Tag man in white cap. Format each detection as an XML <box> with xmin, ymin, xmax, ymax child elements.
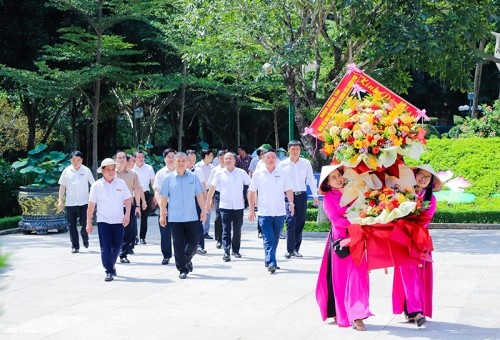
<box><xmin>86</xmin><ymin>158</ymin><xmax>132</xmax><ymax>282</ymax></box>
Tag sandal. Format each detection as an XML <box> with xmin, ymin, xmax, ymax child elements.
<box><xmin>414</xmin><ymin>313</ymin><xmax>426</xmax><ymax>327</ymax></box>
<box><xmin>352</xmin><ymin>319</ymin><xmax>366</xmax><ymax>331</ymax></box>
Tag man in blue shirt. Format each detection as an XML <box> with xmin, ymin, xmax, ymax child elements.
<box><xmin>159</xmin><ymin>152</ymin><xmax>207</xmax><ymax>279</ymax></box>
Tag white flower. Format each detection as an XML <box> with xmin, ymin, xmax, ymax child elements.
<box><xmin>361</xmin><ymin>122</ymin><xmax>372</xmax><ymax>134</ymax></box>
<box><xmin>329</xmin><ymin>126</ymin><xmax>340</xmax><ymax>135</ymax></box>
<box><xmin>341</xmin><ymin>128</ymin><xmax>351</xmax><ymax>139</ymax></box>
<box><xmin>353</xmin><ymin>130</ymin><xmax>364</xmax><ymax>139</ymax></box>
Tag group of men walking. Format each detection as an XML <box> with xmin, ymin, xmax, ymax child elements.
<box><xmin>57</xmin><ymin>141</ymin><xmax>318</xmax><ymax>281</ymax></box>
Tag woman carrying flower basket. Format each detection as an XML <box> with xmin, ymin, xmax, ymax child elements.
<box><xmin>392</xmin><ymin>165</ymin><xmax>442</xmax><ymax>327</ymax></box>
<box><xmin>315</xmin><ymin>165</ymin><xmax>372</xmax><ymax>331</ymax></box>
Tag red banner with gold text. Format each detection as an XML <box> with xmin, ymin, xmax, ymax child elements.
<box><xmin>309</xmin><ymin>69</ymin><xmax>421</xmax><ymax>140</ymax></box>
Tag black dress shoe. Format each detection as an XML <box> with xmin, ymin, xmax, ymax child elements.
<box><xmin>268</xmin><ymin>265</ymin><xmax>276</xmax><ymax>274</ymax></box>
<box><xmin>223</xmin><ymin>253</ymin><xmax>231</xmax><ymax>262</ymax></box>
<box><xmin>284</xmin><ymin>252</ymin><xmax>292</xmax><ymax>259</ymax></box>
<box><xmin>186</xmin><ymin>261</ymin><xmax>193</xmax><ymax>273</ymax></box>
<box><xmin>128</xmin><ymin>249</ymin><xmax>134</xmax><ymax>255</ymax></box>
<box><xmin>83</xmin><ymin>239</ymin><xmax>89</xmax><ymax>248</ymax></box>
<box><xmin>258</xmin><ymin>232</ymin><xmax>263</xmax><ymax>238</ymax></box>
<box><xmin>112</xmin><ymin>267</ymin><xmax>117</xmax><ymax>276</ymax></box>
<box><xmin>161</xmin><ymin>258</ymin><xmax>169</xmax><ymax>265</ymax></box>
<box><xmin>179</xmin><ymin>272</ymin><xmax>187</xmax><ymax>279</ymax></box>
<box><xmin>71</xmin><ymin>248</ymin><xmax>79</xmax><ymax>254</ymax></box>
<box><xmin>135</xmin><ymin>237</ymin><xmax>139</xmax><ymax>245</ymax></box>
<box><xmin>105</xmin><ymin>273</ymin><xmax>114</xmax><ymax>282</ymax></box>
<box><xmin>279</xmin><ymin>234</ymin><xmax>285</xmax><ymax>239</ymax></box>
<box><xmin>140</xmin><ymin>239</ymin><xmax>147</xmax><ymax>245</ymax></box>
<box><xmin>216</xmin><ymin>242</ymin><xmax>222</xmax><ymax>249</ymax></box>
<box><xmin>204</xmin><ymin>233</ymin><xmax>214</xmax><ymax>239</ymax></box>
<box><xmin>197</xmin><ymin>248</ymin><xmax>207</xmax><ymax>255</ymax></box>
<box><xmin>232</xmin><ymin>252</ymin><xmax>241</xmax><ymax>258</ymax></box>
<box><xmin>293</xmin><ymin>251</ymin><xmax>303</xmax><ymax>257</ymax></box>
<box><xmin>120</xmin><ymin>257</ymin><xmax>130</xmax><ymax>264</ymax></box>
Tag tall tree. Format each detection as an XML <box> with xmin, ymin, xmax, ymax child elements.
<box><xmin>43</xmin><ymin>0</ymin><xmax>160</xmax><ymax>173</ymax></box>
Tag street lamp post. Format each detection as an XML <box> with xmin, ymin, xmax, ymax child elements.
<box><xmin>467</xmin><ymin>92</ymin><xmax>475</xmax><ymax>116</ymax></box>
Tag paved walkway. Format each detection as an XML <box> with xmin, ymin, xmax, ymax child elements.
<box><xmin>1</xmin><ymin>213</ymin><xmax>500</xmax><ymax>339</ymax></box>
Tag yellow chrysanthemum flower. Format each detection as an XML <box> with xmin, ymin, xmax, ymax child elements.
<box><xmin>353</xmin><ymin>140</ymin><xmax>363</xmax><ymax>149</ymax></box>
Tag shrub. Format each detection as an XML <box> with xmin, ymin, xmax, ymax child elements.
<box><xmin>406</xmin><ymin>137</ymin><xmax>500</xmax><ymax>197</ymax></box>
<box><xmin>11</xmin><ymin>144</ymin><xmax>70</xmax><ymax>187</ymax></box>
<box><xmin>0</xmin><ymin>159</ymin><xmax>24</xmax><ymax>217</ymax></box>
<box><xmin>452</xmin><ymin>100</ymin><xmax>500</xmax><ymax>138</ymax></box>
<box><xmin>0</xmin><ymin>216</ymin><xmax>22</xmax><ymax>230</ymax></box>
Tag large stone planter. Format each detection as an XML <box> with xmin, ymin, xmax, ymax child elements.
<box><xmin>17</xmin><ymin>186</ymin><xmax>67</xmax><ymax>235</ymax></box>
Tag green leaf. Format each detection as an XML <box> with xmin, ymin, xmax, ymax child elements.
<box><xmin>28</xmin><ymin>144</ymin><xmax>48</xmax><ymax>155</ymax></box>
<box><xmin>12</xmin><ymin>160</ymin><xmax>28</xmax><ymax>169</ymax></box>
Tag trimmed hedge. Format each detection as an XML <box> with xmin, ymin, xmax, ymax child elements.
<box><xmin>407</xmin><ymin>137</ymin><xmax>500</xmax><ymax>198</ymax></box>
<box><xmin>0</xmin><ymin>216</ymin><xmax>22</xmax><ymax>231</ymax></box>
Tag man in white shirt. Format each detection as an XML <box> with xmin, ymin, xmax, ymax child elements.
<box><xmin>86</xmin><ymin>158</ymin><xmax>132</xmax><ymax>282</ymax></box>
<box><xmin>58</xmin><ymin>151</ymin><xmax>95</xmax><ymax>253</ymax></box>
<box><xmin>206</xmin><ymin>152</ymin><xmax>250</xmax><ymax>262</ymax></box>
<box><xmin>207</xmin><ymin>149</ymin><xmax>226</xmax><ymax>248</ymax></box>
<box><xmin>248</xmin><ymin>149</ymin><xmax>295</xmax><ymax>274</ymax></box>
<box><xmin>278</xmin><ymin>140</ymin><xmax>319</xmax><ymax>259</ymax></box>
<box><xmin>153</xmin><ymin>148</ymin><xmax>176</xmax><ymax>265</ymax></box>
<box><xmin>195</xmin><ymin>149</ymin><xmax>214</xmax><ymax>238</ymax></box>
<box><xmin>186</xmin><ymin>149</ymin><xmax>208</xmax><ymax>255</ymax></box>
<box><xmin>134</xmin><ymin>150</ymin><xmax>156</xmax><ymax>244</ymax></box>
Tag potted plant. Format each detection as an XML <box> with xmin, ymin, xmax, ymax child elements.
<box><xmin>12</xmin><ymin>144</ymin><xmax>70</xmax><ymax>234</ymax></box>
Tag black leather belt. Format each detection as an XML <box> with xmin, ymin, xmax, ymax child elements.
<box><xmin>294</xmin><ymin>191</ymin><xmax>305</xmax><ymax>195</ymax></box>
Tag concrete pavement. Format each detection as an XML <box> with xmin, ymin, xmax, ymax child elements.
<box><xmin>1</xmin><ymin>213</ymin><xmax>500</xmax><ymax>339</ymax></box>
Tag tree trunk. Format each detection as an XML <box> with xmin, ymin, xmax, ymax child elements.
<box><xmin>42</xmin><ymin>99</ymin><xmax>72</xmax><ymax>145</ymax></box>
<box><xmin>71</xmin><ymin>98</ymin><xmax>78</xmax><ymax>150</ymax></box>
<box><xmin>282</xmin><ymin>65</ymin><xmax>317</xmax><ymax>158</ymax></box>
<box><xmin>472</xmin><ymin>40</ymin><xmax>485</xmax><ymax>119</ymax></box>
<box><xmin>20</xmin><ymin>95</ymin><xmax>39</xmax><ymax>151</ymax></box>
<box><xmin>273</xmin><ymin>108</ymin><xmax>279</xmax><ymax>149</ymax></box>
<box><xmin>235</xmin><ymin>99</ymin><xmax>241</xmax><ymax>146</ymax></box>
<box><xmin>178</xmin><ymin>62</ymin><xmax>187</xmax><ymax>151</ymax></box>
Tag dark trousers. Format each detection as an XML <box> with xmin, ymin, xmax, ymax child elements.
<box><xmin>139</xmin><ymin>191</ymin><xmax>152</xmax><ymax>240</ymax></box>
<box><xmin>66</xmin><ymin>205</ymin><xmax>88</xmax><ymax>249</ymax></box>
<box><xmin>120</xmin><ymin>204</ymin><xmax>137</xmax><ymax>258</ymax></box>
<box><xmin>214</xmin><ymin>191</ymin><xmax>222</xmax><ymax>243</ymax></box>
<box><xmin>285</xmin><ymin>192</ymin><xmax>308</xmax><ymax>253</ymax></box>
<box><xmin>196</xmin><ymin>201</ymin><xmax>205</xmax><ymax>249</ymax></box>
<box><xmin>159</xmin><ymin>217</ymin><xmax>172</xmax><ymax>259</ymax></box>
<box><xmin>220</xmin><ymin>208</ymin><xmax>243</xmax><ymax>255</ymax></box>
<box><xmin>97</xmin><ymin>222</ymin><xmax>124</xmax><ymax>274</ymax></box>
<box><xmin>170</xmin><ymin>221</ymin><xmax>199</xmax><ymax>274</ymax></box>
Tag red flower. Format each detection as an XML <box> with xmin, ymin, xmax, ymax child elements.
<box><xmin>347</xmin><ymin>136</ymin><xmax>355</xmax><ymax>143</ymax></box>
<box><xmin>387</xmin><ymin>202</ymin><xmax>395</xmax><ymax>210</ymax></box>
<box><xmin>372</xmin><ymin>146</ymin><xmax>380</xmax><ymax>154</ymax></box>
<box><xmin>344</xmin><ymin>121</ymin><xmax>354</xmax><ymax>129</ymax></box>
<box><xmin>371</xmin><ymin>105</ymin><xmax>379</xmax><ymax>110</ymax></box>
<box><xmin>369</xmin><ymin>199</ymin><xmax>376</xmax><ymax>207</ymax></box>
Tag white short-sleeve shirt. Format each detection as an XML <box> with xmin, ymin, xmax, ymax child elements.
<box><xmin>153</xmin><ymin>166</ymin><xmax>174</xmax><ymax>191</ymax></box>
<box><xmin>248</xmin><ymin>166</ymin><xmax>293</xmax><ymax>216</ymax></box>
<box><xmin>278</xmin><ymin>157</ymin><xmax>318</xmax><ymax>197</ymax></box>
<box><xmin>89</xmin><ymin>178</ymin><xmax>132</xmax><ymax>224</ymax></box>
<box><xmin>58</xmin><ymin>165</ymin><xmax>95</xmax><ymax>206</ymax></box>
<box><xmin>212</xmin><ymin>167</ymin><xmax>251</xmax><ymax>210</ymax></box>
<box><xmin>133</xmin><ymin>163</ymin><xmax>155</xmax><ymax>192</ymax></box>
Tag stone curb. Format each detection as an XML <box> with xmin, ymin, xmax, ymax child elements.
<box><xmin>2</xmin><ymin>223</ymin><xmax>499</xmax><ymax>238</ymax></box>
